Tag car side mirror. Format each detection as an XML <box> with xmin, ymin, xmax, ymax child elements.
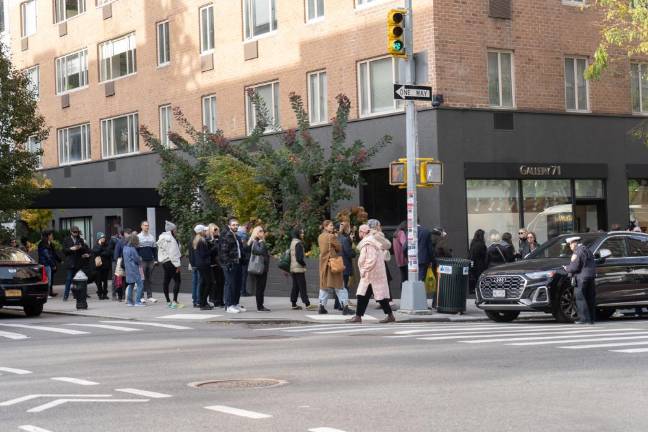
<box><xmin>596</xmin><ymin>249</ymin><xmax>612</xmax><ymax>263</ymax></box>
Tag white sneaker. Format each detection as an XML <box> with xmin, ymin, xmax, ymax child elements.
<box><xmin>148</xmin><ymin>297</ymin><xmax>157</xmax><ymax>303</ymax></box>
<box><xmin>226</xmin><ymin>306</ymin><xmax>240</xmax><ymax>314</ymax></box>
<box><xmin>237</xmin><ymin>305</ymin><xmax>246</xmax><ymax>312</ymax></box>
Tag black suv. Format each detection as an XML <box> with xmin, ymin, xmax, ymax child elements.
<box><xmin>475</xmin><ymin>232</ymin><xmax>648</xmax><ymax>323</ymax></box>
<box><xmin>0</xmin><ymin>246</ymin><xmax>49</xmax><ymax>317</ymax></box>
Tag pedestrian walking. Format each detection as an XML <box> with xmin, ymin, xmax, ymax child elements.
<box><xmin>563</xmin><ymin>236</ymin><xmax>596</xmax><ymax>324</ymax></box>
<box><xmin>62</xmin><ymin>226</ymin><xmax>91</xmax><ymax>301</ymax></box>
<box><xmin>219</xmin><ymin>217</ymin><xmax>246</xmax><ymax>314</ymax></box>
<box><xmin>289</xmin><ymin>227</ymin><xmax>317</xmax><ymax>311</ymax></box>
<box><xmin>247</xmin><ymin>226</ymin><xmax>271</xmax><ymax>312</ymax></box>
<box><xmin>38</xmin><ymin>230</ymin><xmax>60</xmax><ymax>297</ymax></box>
<box><xmin>392</xmin><ymin>221</ymin><xmax>408</xmax><ymax>283</ymax></box>
<box><xmin>193</xmin><ymin>225</ymin><xmax>214</xmax><ymax>310</ymax></box>
<box><xmin>468</xmin><ymin>229</ymin><xmax>487</xmax><ymax>294</ymax></box>
<box><xmin>347</xmin><ymin>224</ymin><xmax>395</xmax><ymax>324</ymax></box>
<box><xmin>157</xmin><ymin>221</ymin><xmax>183</xmax><ymax>309</ymax></box>
<box><xmin>207</xmin><ymin>223</ymin><xmax>225</xmax><ymax>308</ymax></box>
<box><xmin>137</xmin><ymin>221</ymin><xmax>158</xmax><ymax>303</ymax></box>
<box><xmin>92</xmin><ymin>232</ymin><xmax>112</xmax><ymax>300</ymax></box>
<box><xmin>188</xmin><ymin>232</ymin><xmax>201</xmax><ymax>308</ymax></box>
<box><xmin>318</xmin><ymin>220</ymin><xmax>354</xmax><ymax>315</ymax></box>
<box><xmin>123</xmin><ymin>234</ymin><xmax>145</xmax><ymax>307</ymax></box>
<box><xmin>367</xmin><ymin>218</ymin><xmax>394</xmax><ymax>303</ymax></box>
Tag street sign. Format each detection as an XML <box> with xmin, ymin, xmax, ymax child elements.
<box><xmin>393</xmin><ymin>84</ymin><xmax>432</xmax><ymax>101</ymax></box>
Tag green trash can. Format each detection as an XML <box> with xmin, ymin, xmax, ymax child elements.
<box><xmin>436</xmin><ymin>258</ymin><xmax>471</xmax><ymax>314</ymax></box>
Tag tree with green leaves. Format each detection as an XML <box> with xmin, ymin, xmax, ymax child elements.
<box><xmin>0</xmin><ymin>42</ymin><xmax>49</xmax><ymax>222</ymax></box>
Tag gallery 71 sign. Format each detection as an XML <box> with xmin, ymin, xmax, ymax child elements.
<box><xmin>519</xmin><ymin>165</ymin><xmax>562</xmax><ymax>176</ymax></box>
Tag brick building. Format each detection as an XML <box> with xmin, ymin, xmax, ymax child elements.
<box><xmin>6</xmin><ymin>0</ymin><xmax>648</xmax><ymax>254</ymax></box>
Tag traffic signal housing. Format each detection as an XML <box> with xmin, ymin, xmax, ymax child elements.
<box><xmin>387</xmin><ymin>8</ymin><xmax>407</xmax><ymax>58</ymax></box>
<box><xmin>419</xmin><ymin>158</ymin><xmax>444</xmax><ymax>187</ymax></box>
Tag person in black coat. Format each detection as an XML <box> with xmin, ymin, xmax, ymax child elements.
<box><xmin>38</xmin><ymin>230</ymin><xmax>60</xmax><ymax>297</ymax></box>
<box><xmin>468</xmin><ymin>229</ymin><xmax>487</xmax><ymax>293</ymax></box>
<box><xmin>247</xmin><ymin>226</ymin><xmax>271</xmax><ymax>312</ymax></box>
<box><xmin>207</xmin><ymin>224</ymin><xmax>225</xmax><ymax>308</ymax></box>
<box><xmin>486</xmin><ymin>232</ymin><xmax>515</xmax><ymax>268</ymax></box>
<box><xmin>92</xmin><ymin>232</ymin><xmax>113</xmax><ymax>300</ymax></box>
<box><xmin>193</xmin><ymin>225</ymin><xmax>214</xmax><ymax>310</ymax></box>
<box><xmin>218</xmin><ymin>217</ymin><xmax>245</xmax><ymax>312</ymax></box>
<box><xmin>416</xmin><ymin>224</ymin><xmax>435</xmax><ymax>281</ymax></box>
<box><xmin>62</xmin><ymin>226</ymin><xmax>90</xmax><ymax>301</ymax></box>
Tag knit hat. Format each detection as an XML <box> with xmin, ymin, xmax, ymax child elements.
<box><xmin>96</xmin><ymin>232</ymin><xmax>106</xmax><ymax>240</ymax></box>
<box><xmin>165</xmin><ymin>221</ymin><xmax>177</xmax><ymax>232</ymax></box>
<box><xmin>194</xmin><ymin>224</ymin><xmax>207</xmax><ymax>234</ymax></box>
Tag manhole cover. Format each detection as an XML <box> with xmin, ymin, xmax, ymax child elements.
<box><xmin>189</xmin><ymin>379</ymin><xmax>287</xmax><ymax>390</ymax></box>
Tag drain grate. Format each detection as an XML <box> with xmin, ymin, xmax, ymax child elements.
<box><xmin>190</xmin><ymin>378</ymin><xmax>287</xmax><ymax>390</ymax></box>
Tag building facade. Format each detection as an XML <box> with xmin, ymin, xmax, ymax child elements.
<box><xmin>7</xmin><ymin>0</ymin><xmax>648</xmax><ymax>254</ymax></box>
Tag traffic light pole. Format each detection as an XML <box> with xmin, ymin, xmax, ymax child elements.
<box><xmin>399</xmin><ymin>0</ymin><xmax>429</xmax><ymax>314</ymax></box>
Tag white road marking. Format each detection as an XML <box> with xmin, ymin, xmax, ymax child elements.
<box><xmin>19</xmin><ymin>426</ymin><xmax>53</xmax><ymax>432</ymax></box>
<box><xmin>115</xmin><ymin>388</ymin><xmax>172</xmax><ymax>398</ymax></box>
<box><xmin>305</xmin><ymin>314</ymin><xmax>377</xmax><ymax>321</ymax></box>
<box><xmin>560</xmin><ymin>340</ymin><xmax>648</xmax><ymax>349</ymax></box>
<box><xmin>462</xmin><ymin>330</ymin><xmax>648</xmax><ymax>344</ymax></box>
<box><xmin>609</xmin><ymin>348</ymin><xmax>648</xmax><ymax>353</ymax></box>
<box><xmin>101</xmin><ymin>321</ymin><xmax>193</xmax><ymax>330</ymax></box>
<box><xmin>315</xmin><ymin>326</ymin><xmax>419</xmax><ymax>334</ymax></box>
<box><xmin>392</xmin><ymin>326</ymin><xmax>596</xmax><ymax>339</ymax></box>
<box><xmin>156</xmin><ymin>314</ymin><xmax>220</xmax><ymax>320</ymax></box>
<box><xmin>392</xmin><ymin>324</ymin><xmax>576</xmax><ymax>335</ymax></box>
<box><xmin>420</xmin><ymin>328</ymin><xmax>642</xmax><ymax>342</ymax></box>
<box><xmin>0</xmin><ymin>367</ymin><xmax>32</xmax><ymax>375</ymax></box>
<box><xmin>0</xmin><ymin>330</ymin><xmax>30</xmax><ymax>340</ymax></box>
<box><xmin>204</xmin><ymin>405</ymin><xmax>272</xmax><ymax>419</ymax></box>
<box><xmin>51</xmin><ymin>377</ymin><xmax>99</xmax><ymax>386</ymax></box>
<box><xmin>515</xmin><ymin>335</ymin><xmax>648</xmax><ymax>347</ymax></box>
<box><xmin>28</xmin><ymin>398</ymin><xmax>148</xmax><ymax>413</ymax></box>
<box><xmin>65</xmin><ymin>323</ymin><xmax>141</xmax><ymax>332</ymax></box>
<box><xmin>0</xmin><ymin>394</ymin><xmax>112</xmax><ymax>407</ymax></box>
<box><xmin>309</xmin><ymin>428</ymin><xmax>347</xmax><ymax>432</ymax></box>
<box><xmin>0</xmin><ymin>323</ymin><xmax>89</xmax><ymax>335</ymax></box>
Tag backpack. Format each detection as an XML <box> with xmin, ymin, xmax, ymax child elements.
<box><xmin>278</xmin><ymin>248</ymin><xmax>291</xmax><ymax>272</ymax></box>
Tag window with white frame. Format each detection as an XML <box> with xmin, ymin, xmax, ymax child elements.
<box><xmin>99</xmin><ymin>33</ymin><xmax>136</xmax><ymax>82</ymax></box>
<box><xmin>487</xmin><ymin>51</ymin><xmax>514</xmax><ymax>108</ymax></box>
<box><xmin>246</xmin><ymin>81</ymin><xmax>280</xmax><ymax>134</ymax></box>
<box><xmin>244</xmin><ymin>0</ymin><xmax>277</xmax><ymax>40</ymax></box>
<box><xmin>565</xmin><ymin>57</ymin><xmax>589</xmax><ymax>111</ymax></box>
<box><xmin>159</xmin><ymin>105</ymin><xmax>172</xmax><ymax>147</ymax></box>
<box><xmin>101</xmin><ymin>113</ymin><xmax>139</xmax><ymax>158</ymax></box>
<box><xmin>60</xmin><ymin>216</ymin><xmax>92</xmax><ymax>241</ymax></box>
<box><xmin>306</xmin><ymin>0</ymin><xmax>324</xmax><ymax>21</ymax></box>
<box><xmin>96</xmin><ymin>0</ymin><xmax>114</xmax><ymax>6</ymax></box>
<box><xmin>562</xmin><ymin>0</ymin><xmax>584</xmax><ymax>5</ymax></box>
<box><xmin>630</xmin><ymin>63</ymin><xmax>648</xmax><ymax>114</ymax></box>
<box><xmin>54</xmin><ymin>0</ymin><xmax>86</xmax><ymax>23</ymax></box>
<box><xmin>20</xmin><ymin>0</ymin><xmax>36</xmax><ymax>37</ymax></box>
<box><xmin>308</xmin><ymin>70</ymin><xmax>327</xmax><ymax>124</ymax></box>
<box><xmin>25</xmin><ymin>65</ymin><xmax>39</xmax><ymax>100</ymax></box>
<box><xmin>199</xmin><ymin>5</ymin><xmax>214</xmax><ymax>53</ymax></box>
<box><xmin>58</xmin><ymin>123</ymin><xmax>90</xmax><ymax>165</ymax></box>
<box><xmin>55</xmin><ymin>49</ymin><xmax>88</xmax><ymax>94</ymax></box>
<box><xmin>356</xmin><ymin>0</ymin><xmax>380</xmax><ymax>7</ymax></box>
<box><xmin>358</xmin><ymin>57</ymin><xmax>401</xmax><ymax>117</ymax></box>
<box><xmin>157</xmin><ymin>20</ymin><xmax>170</xmax><ymax>66</ymax></box>
<box><xmin>27</xmin><ymin>136</ymin><xmax>42</xmax><ymax>168</ymax></box>
<box><xmin>202</xmin><ymin>95</ymin><xmax>217</xmax><ymax>133</ymax></box>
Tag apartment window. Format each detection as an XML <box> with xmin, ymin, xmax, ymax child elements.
<box><xmin>358</xmin><ymin>56</ymin><xmax>400</xmax><ymax>117</ymax></box>
<box><xmin>58</xmin><ymin>123</ymin><xmax>90</xmax><ymax>165</ymax></box>
<box><xmin>356</xmin><ymin>0</ymin><xmax>381</xmax><ymax>6</ymax></box>
<box><xmin>20</xmin><ymin>0</ymin><xmax>36</xmax><ymax>37</ymax></box>
<box><xmin>60</xmin><ymin>216</ymin><xmax>92</xmax><ymax>241</ymax></box>
<box><xmin>487</xmin><ymin>51</ymin><xmax>514</xmax><ymax>108</ymax></box>
<box><xmin>157</xmin><ymin>20</ymin><xmax>170</xmax><ymax>66</ymax></box>
<box><xmin>199</xmin><ymin>5</ymin><xmax>214</xmax><ymax>53</ymax></box>
<box><xmin>244</xmin><ymin>0</ymin><xmax>277</xmax><ymax>39</ymax></box>
<box><xmin>630</xmin><ymin>63</ymin><xmax>648</xmax><ymax>114</ymax></box>
<box><xmin>54</xmin><ymin>0</ymin><xmax>86</xmax><ymax>23</ymax></box>
<box><xmin>565</xmin><ymin>57</ymin><xmax>589</xmax><ymax>112</ymax></box>
<box><xmin>101</xmin><ymin>112</ymin><xmax>139</xmax><ymax>158</ymax></box>
<box><xmin>306</xmin><ymin>0</ymin><xmax>324</xmax><ymax>21</ymax></box>
<box><xmin>27</xmin><ymin>136</ymin><xmax>42</xmax><ymax>168</ymax></box>
<box><xmin>202</xmin><ymin>95</ymin><xmax>217</xmax><ymax>133</ymax></box>
<box><xmin>159</xmin><ymin>105</ymin><xmax>172</xmax><ymax>147</ymax></box>
<box><xmin>96</xmin><ymin>0</ymin><xmax>114</xmax><ymax>5</ymax></box>
<box><xmin>25</xmin><ymin>65</ymin><xmax>39</xmax><ymax>100</ymax></box>
<box><xmin>99</xmin><ymin>33</ymin><xmax>136</xmax><ymax>82</ymax></box>
<box><xmin>308</xmin><ymin>70</ymin><xmax>327</xmax><ymax>124</ymax></box>
<box><xmin>0</xmin><ymin>0</ymin><xmax>5</xmax><ymax>33</ymax></box>
<box><xmin>246</xmin><ymin>81</ymin><xmax>280</xmax><ymax>134</ymax></box>
<box><xmin>55</xmin><ymin>49</ymin><xmax>88</xmax><ymax>94</ymax></box>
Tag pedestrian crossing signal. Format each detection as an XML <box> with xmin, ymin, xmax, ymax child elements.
<box><xmin>387</xmin><ymin>9</ymin><xmax>407</xmax><ymax>58</ymax></box>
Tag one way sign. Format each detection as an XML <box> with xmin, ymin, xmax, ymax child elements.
<box><xmin>393</xmin><ymin>84</ymin><xmax>433</xmax><ymax>101</ymax></box>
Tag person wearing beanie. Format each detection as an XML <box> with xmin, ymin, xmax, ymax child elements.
<box><xmin>92</xmin><ymin>232</ymin><xmax>112</xmax><ymax>300</ymax></box>
<box><xmin>157</xmin><ymin>220</ymin><xmax>183</xmax><ymax>308</ymax></box>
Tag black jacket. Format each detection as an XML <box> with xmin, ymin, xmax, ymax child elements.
<box><xmin>486</xmin><ymin>242</ymin><xmax>515</xmax><ymax>267</ymax></box>
<box><xmin>219</xmin><ymin>229</ymin><xmax>243</xmax><ymax>267</ymax></box>
<box><xmin>63</xmin><ymin>236</ymin><xmax>90</xmax><ymax>270</ymax></box>
<box><xmin>338</xmin><ymin>234</ymin><xmax>355</xmax><ymax>277</ymax></box>
<box><xmin>250</xmin><ymin>239</ymin><xmax>270</xmax><ymax>269</ymax></box>
<box><xmin>469</xmin><ymin>240</ymin><xmax>488</xmax><ymax>275</ymax></box>
<box><xmin>194</xmin><ymin>238</ymin><xmax>212</xmax><ymax>269</ymax></box>
<box><xmin>565</xmin><ymin>244</ymin><xmax>596</xmax><ymax>281</ymax></box>
<box><xmin>92</xmin><ymin>241</ymin><xmax>112</xmax><ymax>270</ymax></box>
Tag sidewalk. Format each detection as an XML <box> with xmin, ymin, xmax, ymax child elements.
<box><xmin>42</xmin><ymin>285</ymin><xmax>540</xmax><ymax>324</ymax></box>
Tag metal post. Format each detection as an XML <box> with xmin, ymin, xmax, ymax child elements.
<box><xmin>399</xmin><ymin>0</ymin><xmax>429</xmax><ymax>313</ymax></box>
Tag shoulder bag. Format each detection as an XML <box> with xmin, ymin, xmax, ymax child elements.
<box><xmin>328</xmin><ymin>235</ymin><xmax>344</xmax><ymax>274</ymax></box>
<box><xmin>248</xmin><ymin>242</ymin><xmax>265</xmax><ymax>275</ymax></box>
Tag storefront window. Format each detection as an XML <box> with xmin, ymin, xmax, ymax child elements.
<box><xmin>466</xmin><ymin>180</ymin><xmax>520</xmax><ymax>244</ymax></box>
<box><xmin>522</xmin><ymin>180</ymin><xmax>572</xmax><ymax>243</ymax></box>
<box><xmin>575</xmin><ymin>179</ymin><xmax>604</xmax><ymax>199</ymax></box>
<box><xmin>629</xmin><ymin>179</ymin><xmax>648</xmax><ymax>231</ymax></box>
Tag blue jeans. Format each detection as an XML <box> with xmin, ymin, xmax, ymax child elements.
<box><xmin>126</xmin><ymin>276</ymin><xmax>144</xmax><ymax>305</ymax></box>
<box><xmin>64</xmin><ymin>268</ymin><xmax>76</xmax><ymax>299</ymax></box>
<box><xmin>191</xmin><ymin>269</ymin><xmax>202</xmax><ymax>305</ymax></box>
<box><xmin>224</xmin><ymin>263</ymin><xmax>242</xmax><ymax>307</ymax></box>
<box><xmin>45</xmin><ymin>266</ymin><xmax>52</xmax><ymax>294</ymax></box>
<box><xmin>319</xmin><ymin>288</ymin><xmax>349</xmax><ymax>307</ymax></box>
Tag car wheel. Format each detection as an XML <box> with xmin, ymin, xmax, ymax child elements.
<box><xmin>485</xmin><ymin>310</ymin><xmax>520</xmax><ymax>322</ymax></box>
<box><xmin>552</xmin><ymin>283</ymin><xmax>576</xmax><ymax>323</ymax></box>
<box><xmin>596</xmin><ymin>308</ymin><xmax>615</xmax><ymax>320</ymax></box>
<box><xmin>23</xmin><ymin>302</ymin><xmax>43</xmax><ymax>317</ymax></box>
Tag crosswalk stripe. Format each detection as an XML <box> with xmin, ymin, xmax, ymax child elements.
<box><xmin>560</xmin><ymin>340</ymin><xmax>648</xmax><ymax>349</ymax></box>
<box><xmin>0</xmin><ymin>323</ymin><xmax>89</xmax><ymax>335</ymax></box>
<box><xmin>314</xmin><ymin>326</ymin><xmax>416</xmax><ymax>334</ymax></box>
<box><xmin>309</xmin><ymin>428</ymin><xmax>348</xmax><ymax>432</ymax></box>
<box><xmin>0</xmin><ymin>330</ymin><xmax>29</xmax><ymax>340</ymax></box>
<box><xmin>271</xmin><ymin>324</ymin><xmax>426</xmax><ymax>333</ymax></box>
<box><xmin>0</xmin><ymin>367</ymin><xmax>32</xmax><ymax>375</ymax></box>
<box><xmin>305</xmin><ymin>314</ymin><xmax>378</xmax><ymax>321</ymax></box>
<box><xmin>65</xmin><ymin>324</ymin><xmax>141</xmax><ymax>332</ymax></box>
<box><xmin>609</xmin><ymin>348</ymin><xmax>648</xmax><ymax>353</ymax></box>
<box><xmin>390</xmin><ymin>326</ymin><xmax>600</xmax><ymax>339</ymax></box>
<box><xmin>393</xmin><ymin>324</ymin><xmax>576</xmax><ymax>335</ymax></box>
<box><xmin>51</xmin><ymin>377</ymin><xmax>99</xmax><ymax>386</ymax></box>
<box><xmin>204</xmin><ymin>405</ymin><xmax>272</xmax><ymax>419</ymax></box>
<box><xmin>459</xmin><ymin>329</ymin><xmax>646</xmax><ymax>344</ymax></box>
<box><xmin>418</xmin><ymin>328</ymin><xmax>641</xmax><ymax>342</ymax></box>
<box><xmin>115</xmin><ymin>388</ymin><xmax>172</xmax><ymax>398</ymax></box>
<box><xmin>515</xmin><ymin>335</ymin><xmax>648</xmax><ymax>346</ymax></box>
<box><xmin>101</xmin><ymin>321</ymin><xmax>193</xmax><ymax>330</ymax></box>
<box><xmin>19</xmin><ymin>425</ymin><xmax>53</xmax><ymax>432</ymax></box>
<box><xmin>156</xmin><ymin>314</ymin><xmax>219</xmax><ymax>320</ymax></box>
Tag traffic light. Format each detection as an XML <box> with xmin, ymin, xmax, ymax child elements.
<box><xmin>389</xmin><ymin>160</ymin><xmax>406</xmax><ymax>187</ymax></box>
<box><xmin>387</xmin><ymin>9</ymin><xmax>407</xmax><ymax>58</ymax></box>
<box><xmin>419</xmin><ymin>159</ymin><xmax>444</xmax><ymax>186</ymax></box>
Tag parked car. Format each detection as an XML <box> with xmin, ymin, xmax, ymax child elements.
<box><xmin>475</xmin><ymin>232</ymin><xmax>648</xmax><ymax>322</ymax></box>
<box><xmin>0</xmin><ymin>246</ymin><xmax>49</xmax><ymax>317</ymax></box>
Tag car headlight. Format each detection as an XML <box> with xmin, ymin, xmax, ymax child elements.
<box><xmin>524</xmin><ymin>271</ymin><xmax>556</xmax><ymax>280</ymax></box>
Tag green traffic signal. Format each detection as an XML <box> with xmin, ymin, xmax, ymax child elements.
<box><xmin>392</xmin><ymin>40</ymin><xmax>404</xmax><ymax>52</ymax></box>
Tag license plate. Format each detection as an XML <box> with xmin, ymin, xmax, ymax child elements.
<box><xmin>492</xmin><ymin>289</ymin><xmax>506</xmax><ymax>298</ymax></box>
<box><xmin>4</xmin><ymin>289</ymin><xmax>22</xmax><ymax>298</ymax></box>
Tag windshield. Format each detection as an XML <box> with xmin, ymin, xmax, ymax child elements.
<box><xmin>0</xmin><ymin>248</ymin><xmax>34</xmax><ymax>264</ymax></box>
<box><xmin>526</xmin><ymin>235</ymin><xmax>600</xmax><ymax>259</ymax></box>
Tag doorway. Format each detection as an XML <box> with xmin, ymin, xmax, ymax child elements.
<box><xmin>573</xmin><ymin>201</ymin><xmax>606</xmax><ymax>233</ymax></box>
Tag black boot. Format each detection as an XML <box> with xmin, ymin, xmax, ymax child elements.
<box><xmin>342</xmin><ymin>305</ymin><xmax>355</xmax><ymax>315</ymax></box>
<box><xmin>318</xmin><ymin>305</ymin><xmax>328</xmax><ymax>315</ymax></box>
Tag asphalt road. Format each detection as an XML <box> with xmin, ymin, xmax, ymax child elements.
<box><xmin>2</xmin><ymin>308</ymin><xmax>648</xmax><ymax>432</ymax></box>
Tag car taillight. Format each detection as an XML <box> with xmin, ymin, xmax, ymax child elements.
<box><xmin>41</xmin><ymin>266</ymin><xmax>48</xmax><ymax>283</ymax></box>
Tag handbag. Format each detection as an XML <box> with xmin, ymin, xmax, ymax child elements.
<box><xmin>278</xmin><ymin>248</ymin><xmax>291</xmax><ymax>272</ymax></box>
<box><xmin>94</xmin><ymin>256</ymin><xmax>102</xmax><ymax>267</ymax></box>
<box><xmin>114</xmin><ymin>257</ymin><xmax>124</xmax><ymax>277</ymax></box>
<box><xmin>248</xmin><ymin>254</ymin><xmax>265</xmax><ymax>275</ymax></box>
<box><xmin>328</xmin><ymin>235</ymin><xmax>344</xmax><ymax>274</ymax></box>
